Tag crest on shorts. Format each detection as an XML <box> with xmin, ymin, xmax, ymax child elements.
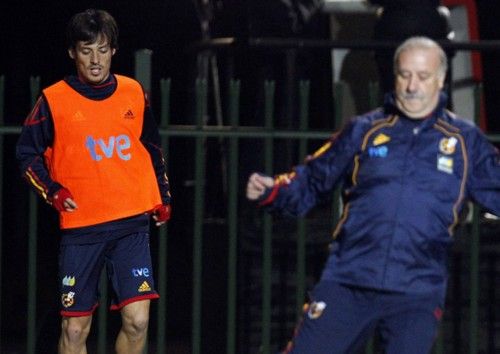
<box><xmin>61</xmin><ymin>291</ymin><xmax>75</xmax><ymax>308</ymax></box>
<box><xmin>307</xmin><ymin>301</ymin><xmax>327</xmax><ymax>319</ymax></box>
<box><xmin>62</xmin><ymin>275</ymin><xmax>76</xmax><ymax>286</ymax></box>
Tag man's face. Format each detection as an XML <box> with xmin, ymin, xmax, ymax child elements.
<box><xmin>394</xmin><ymin>47</ymin><xmax>445</xmax><ymax>119</ymax></box>
<box><xmin>68</xmin><ymin>35</ymin><xmax>116</xmax><ymax>85</ymax></box>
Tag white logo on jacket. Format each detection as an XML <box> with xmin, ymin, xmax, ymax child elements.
<box><xmin>307</xmin><ymin>301</ymin><xmax>327</xmax><ymax>319</ymax></box>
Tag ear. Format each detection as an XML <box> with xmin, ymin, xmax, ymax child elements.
<box><xmin>438</xmin><ymin>75</ymin><xmax>446</xmax><ymax>89</ymax></box>
<box><xmin>112</xmin><ymin>48</ymin><xmax>117</xmax><ymax>56</ymax></box>
<box><xmin>68</xmin><ymin>48</ymin><xmax>75</xmax><ymax>59</ymax></box>
<box><xmin>436</xmin><ymin>70</ymin><xmax>446</xmax><ymax>89</ymax></box>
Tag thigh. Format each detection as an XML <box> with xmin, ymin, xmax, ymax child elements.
<box><xmin>284</xmin><ymin>281</ymin><xmax>377</xmax><ymax>354</ymax></box>
<box><xmin>106</xmin><ymin>232</ymin><xmax>159</xmax><ymax>310</ymax></box>
<box><xmin>61</xmin><ymin>315</ymin><xmax>93</xmax><ymax>333</ymax></box>
<box><xmin>59</xmin><ymin>242</ymin><xmax>106</xmax><ymax>316</ymax></box>
<box><xmin>379</xmin><ymin>294</ymin><xmax>443</xmax><ymax>354</ymax></box>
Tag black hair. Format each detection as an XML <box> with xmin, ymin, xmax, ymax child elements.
<box><xmin>66</xmin><ymin>9</ymin><xmax>118</xmax><ymax>49</ymax></box>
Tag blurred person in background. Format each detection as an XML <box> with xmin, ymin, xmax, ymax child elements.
<box><xmin>371</xmin><ymin>0</ymin><xmax>454</xmax><ymax>94</ymax></box>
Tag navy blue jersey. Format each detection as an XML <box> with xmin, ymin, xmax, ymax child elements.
<box><xmin>260</xmin><ymin>93</ymin><xmax>500</xmax><ymax>297</ymax></box>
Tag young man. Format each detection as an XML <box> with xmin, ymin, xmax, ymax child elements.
<box><xmin>16</xmin><ymin>9</ymin><xmax>171</xmax><ymax>353</ymax></box>
<box><xmin>247</xmin><ymin>37</ymin><xmax>500</xmax><ymax>353</ymax></box>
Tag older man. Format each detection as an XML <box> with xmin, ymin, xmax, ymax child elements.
<box><xmin>247</xmin><ymin>37</ymin><xmax>500</xmax><ymax>354</ymax></box>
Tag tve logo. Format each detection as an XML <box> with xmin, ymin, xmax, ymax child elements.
<box><xmin>132</xmin><ymin>267</ymin><xmax>150</xmax><ymax>277</ymax></box>
<box><xmin>368</xmin><ymin>145</ymin><xmax>388</xmax><ymax>158</ymax></box>
<box><xmin>85</xmin><ymin>134</ymin><xmax>131</xmax><ymax>161</ymax></box>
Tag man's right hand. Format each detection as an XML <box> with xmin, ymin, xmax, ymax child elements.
<box><xmin>246</xmin><ymin>173</ymin><xmax>274</xmax><ymax>200</ymax></box>
<box><xmin>49</xmin><ymin>188</ymin><xmax>78</xmax><ymax>212</ymax></box>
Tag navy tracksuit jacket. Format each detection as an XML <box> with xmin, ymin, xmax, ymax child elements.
<box><xmin>260</xmin><ymin>93</ymin><xmax>500</xmax><ymax>300</ymax></box>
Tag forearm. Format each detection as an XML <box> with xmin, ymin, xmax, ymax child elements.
<box><xmin>16</xmin><ymin>96</ymin><xmax>61</xmax><ymax>201</ymax></box>
<box><xmin>140</xmin><ymin>104</ymin><xmax>171</xmax><ymax>205</ymax></box>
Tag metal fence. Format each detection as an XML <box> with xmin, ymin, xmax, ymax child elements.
<box><xmin>1</xmin><ymin>39</ymin><xmax>500</xmax><ymax>354</ymax></box>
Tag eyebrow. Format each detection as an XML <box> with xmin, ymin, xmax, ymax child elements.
<box><xmin>397</xmin><ymin>69</ymin><xmax>432</xmax><ymax>75</ymax></box>
<box><xmin>80</xmin><ymin>40</ymin><xmax>110</xmax><ymax>47</ymax></box>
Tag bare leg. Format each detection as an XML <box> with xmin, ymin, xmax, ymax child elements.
<box><xmin>58</xmin><ymin>315</ymin><xmax>92</xmax><ymax>354</ymax></box>
<box><xmin>115</xmin><ymin>300</ymin><xmax>151</xmax><ymax>354</ymax></box>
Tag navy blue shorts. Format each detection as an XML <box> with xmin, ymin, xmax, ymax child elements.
<box><xmin>59</xmin><ymin>231</ymin><xmax>159</xmax><ymax>317</ymax></box>
<box><xmin>282</xmin><ymin>281</ymin><xmax>443</xmax><ymax>354</ymax></box>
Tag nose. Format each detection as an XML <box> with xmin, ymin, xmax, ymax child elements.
<box><xmin>406</xmin><ymin>75</ymin><xmax>418</xmax><ymax>92</ymax></box>
<box><xmin>90</xmin><ymin>50</ymin><xmax>100</xmax><ymax>65</ymax></box>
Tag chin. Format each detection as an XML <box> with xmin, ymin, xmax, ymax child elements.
<box><xmin>87</xmin><ymin>77</ymin><xmax>106</xmax><ymax>85</ymax></box>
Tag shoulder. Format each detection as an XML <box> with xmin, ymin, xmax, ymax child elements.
<box><xmin>438</xmin><ymin>110</ymin><xmax>481</xmax><ymax>136</ymax></box>
<box><xmin>437</xmin><ymin>110</ymin><xmax>492</xmax><ymax>153</ymax></box>
<box><xmin>334</xmin><ymin>108</ymin><xmax>389</xmax><ymax>145</ymax></box>
<box><xmin>115</xmin><ymin>74</ymin><xmax>141</xmax><ymax>87</ymax></box>
<box><xmin>349</xmin><ymin>108</ymin><xmax>393</xmax><ymax>132</ymax></box>
<box><xmin>115</xmin><ymin>75</ymin><xmax>144</xmax><ymax>95</ymax></box>
<box><xmin>43</xmin><ymin>79</ymin><xmax>68</xmax><ymax>95</ymax></box>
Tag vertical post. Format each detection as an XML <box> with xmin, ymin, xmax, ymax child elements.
<box><xmin>365</xmin><ymin>337</ymin><xmax>374</xmax><ymax>354</ymax></box>
<box><xmin>332</xmin><ymin>82</ymin><xmax>344</xmax><ymax>227</ymax></box>
<box><xmin>486</xmin><ymin>255</ymin><xmax>495</xmax><ymax>353</ymax></box>
<box><xmin>469</xmin><ymin>206</ymin><xmax>480</xmax><ymax>354</ymax></box>
<box><xmin>135</xmin><ymin>49</ymin><xmax>153</xmax><ymax>98</ymax></box>
<box><xmin>469</xmin><ymin>84</ymin><xmax>483</xmax><ymax>354</ymax></box>
<box><xmin>27</xmin><ymin>76</ymin><xmax>40</xmax><ymax>354</ymax></box>
<box><xmin>283</xmin><ymin>49</ymin><xmax>297</xmax><ymax>167</ymax></box>
<box><xmin>333</xmin><ymin>82</ymin><xmax>343</xmax><ymax>130</ymax></box>
<box><xmin>296</xmin><ymin>81</ymin><xmax>310</xmax><ymax>317</ymax></box>
<box><xmin>226</xmin><ymin>79</ymin><xmax>240</xmax><ymax>354</ymax></box>
<box><xmin>135</xmin><ymin>49</ymin><xmax>153</xmax><ymax>354</ymax></box>
<box><xmin>433</xmin><ymin>331</ymin><xmax>444</xmax><ymax>354</ymax></box>
<box><xmin>0</xmin><ymin>75</ymin><xmax>4</xmax><ymax>345</ymax></box>
<box><xmin>368</xmin><ymin>81</ymin><xmax>380</xmax><ymax>109</ymax></box>
<box><xmin>192</xmin><ymin>78</ymin><xmax>207</xmax><ymax>354</ymax></box>
<box><xmin>261</xmin><ymin>80</ymin><xmax>275</xmax><ymax>354</ymax></box>
<box><xmin>156</xmin><ymin>78</ymin><xmax>171</xmax><ymax>354</ymax></box>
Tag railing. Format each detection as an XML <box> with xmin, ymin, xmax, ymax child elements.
<box><xmin>1</xmin><ymin>39</ymin><xmax>500</xmax><ymax>354</ymax></box>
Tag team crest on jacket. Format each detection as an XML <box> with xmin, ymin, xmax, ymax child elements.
<box><xmin>439</xmin><ymin>137</ymin><xmax>457</xmax><ymax>155</ymax></box>
<box><xmin>307</xmin><ymin>301</ymin><xmax>327</xmax><ymax>319</ymax></box>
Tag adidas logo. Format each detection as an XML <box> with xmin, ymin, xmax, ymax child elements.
<box><xmin>373</xmin><ymin>133</ymin><xmax>390</xmax><ymax>146</ymax></box>
<box><xmin>138</xmin><ymin>281</ymin><xmax>151</xmax><ymax>292</ymax></box>
<box><xmin>72</xmin><ymin>111</ymin><xmax>86</xmax><ymax>122</ymax></box>
<box><xmin>124</xmin><ymin>109</ymin><xmax>135</xmax><ymax>119</ymax></box>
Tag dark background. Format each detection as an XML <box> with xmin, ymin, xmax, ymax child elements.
<box><xmin>1</xmin><ymin>0</ymin><xmax>500</xmax><ymax>352</ymax></box>
<box><xmin>2</xmin><ymin>1</ymin><xmax>500</xmax><ymax>127</ymax></box>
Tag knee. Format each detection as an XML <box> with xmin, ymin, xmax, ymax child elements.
<box><xmin>61</xmin><ymin>317</ymin><xmax>91</xmax><ymax>343</ymax></box>
<box><xmin>122</xmin><ymin>311</ymin><xmax>149</xmax><ymax>337</ymax></box>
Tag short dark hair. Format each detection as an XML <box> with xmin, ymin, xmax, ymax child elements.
<box><xmin>66</xmin><ymin>9</ymin><xmax>118</xmax><ymax>50</ymax></box>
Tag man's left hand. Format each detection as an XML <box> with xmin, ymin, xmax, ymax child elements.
<box><xmin>152</xmin><ymin>204</ymin><xmax>171</xmax><ymax>226</ymax></box>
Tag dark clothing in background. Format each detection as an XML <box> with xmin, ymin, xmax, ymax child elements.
<box><xmin>371</xmin><ymin>0</ymin><xmax>452</xmax><ymax>93</ymax></box>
